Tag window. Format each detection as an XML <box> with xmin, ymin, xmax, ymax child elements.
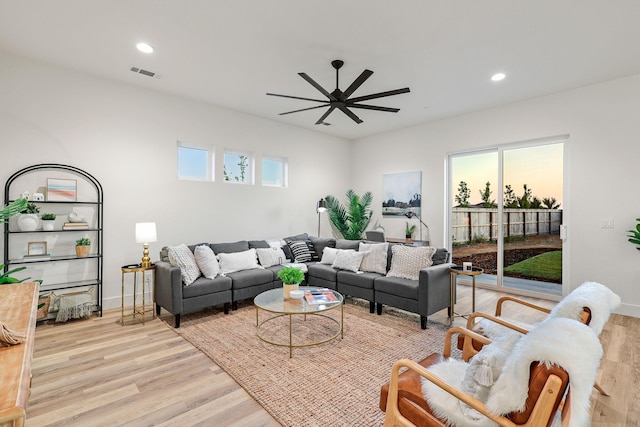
<box><xmin>223</xmin><ymin>151</ymin><xmax>253</xmax><ymax>184</ymax></box>
<box><xmin>262</xmin><ymin>156</ymin><xmax>287</xmax><ymax>187</ymax></box>
<box><xmin>177</xmin><ymin>143</ymin><xmax>212</xmax><ymax>181</ymax></box>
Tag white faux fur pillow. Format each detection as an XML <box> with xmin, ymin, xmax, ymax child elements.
<box><xmin>217</xmin><ymin>248</ymin><xmax>261</xmax><ymax>274</ymax></box>
<box><xmin>331</xmin><ymin>249</ymin><xmax>365</xmax><ymax>273</ymax></box>
<box><xmin>387</xmin><ymin>245</ymin><xmax>436</xmax><ymax>281</ymax></box>
<box><xmin>358</xmin><ymin>242</ymin><xmax>388</xmax><ymax>274</ymax></box>
<box><xmin>256</xmin><ymin>247</ymin><xmax>287</xmax><ymax>267</ymax></box>
<box><xmin>320</xmin><ymin>247</ymin><xmax>341</xmax><ymax>265</ymax></box>
<box><xmin>168</xmin><ymin>244</ymin><xmax>201</xmax><ymax>286</ymax></box>
<box><xmin>194</xmin><ymin>245</ymin><xmax>220</xmax><ymax>279</ymax></box>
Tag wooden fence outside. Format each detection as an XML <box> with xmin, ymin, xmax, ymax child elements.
<box><xmin>452</xmin><ymin>208</ymin><xmax>562</xmax><ymax>244</ymax></box>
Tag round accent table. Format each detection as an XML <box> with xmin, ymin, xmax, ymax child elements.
<box><xmin>449</xmin><ymin>266</ymin><xmax>484</xmax><ymax>324</ymax></box>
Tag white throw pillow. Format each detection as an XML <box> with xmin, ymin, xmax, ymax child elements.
<box><xmin>194</xmin><ymin>245</ymin><xmax>220</xmax><ymax>279</ymax></box>
<box><xmin>331</xmin><ymin>249</ymin><xmax>365</xmax><ymax>273</ymax></box>
<box><xmin>256</xmin><ymin>247</ymin><xmax>287</xmax><ymax>267</ymax></box>
<box><xmin>358</xmin><ymin>242</ymin><xmax>388</xmax><ymax>274</ymax></box>
<box><xmin>386</xmin><ymin>245</ymin><xmax>436</xmax><ymax>281</ymax></box>
<box><xmin>168</xmin><ymin>244</ymin><xmax>201</xmax><ymax>286</ymax></box>
<box><xmin>217</xmin><ymin>248</ymin><xmax>261</xmax><ymax>274</ymax></box>
<box><xmin>459</xmin><ymin>334</ymin><xmax>520</xmax><ymax>420</ymax></box>
<box><xmin>320</xmin><ymin>247</ymin><xmax>341</xmax><ymax>265</ymax></box>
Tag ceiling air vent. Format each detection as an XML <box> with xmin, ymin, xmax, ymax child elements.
<box><xmin>130</xmin><ymin>66</ymin><xmax>161</xmax><ymax>79</ymax></box>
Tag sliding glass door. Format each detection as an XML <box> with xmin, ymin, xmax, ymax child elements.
<box><xmin>449</xmin><ymin>138</ymin><xmax>564</xmax><ymax>297</ymax></box>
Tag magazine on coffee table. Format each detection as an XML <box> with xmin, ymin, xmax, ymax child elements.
<box><xmin>304</xmin><ymin>289</ymin><xmax>339</xmax><ymax>305</ymax></box>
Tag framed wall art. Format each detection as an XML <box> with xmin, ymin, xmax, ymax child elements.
<box><xmin>28</xmin><ymin>241</ymin><xmax>48</xmax><ymax>256</ymax></box>
<box><xmin>382</xmin><ymin>171</ymin><xmax>422</xmax><ymax>217</ymax></box>
<box><xmin>47</xmin><ymin>178</ymin><xmax>77</xmax><ymax>202</ymax></box>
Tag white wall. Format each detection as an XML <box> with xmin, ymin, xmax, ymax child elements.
<box><xmin>0</xmin><ymin>52</ymin><xmax>351</xmax><ymax>309</ymax></box>
<box><xmin>352</xmin><ymin>73</ymin><xmax>640</xmax><ymax>317</ymax></box>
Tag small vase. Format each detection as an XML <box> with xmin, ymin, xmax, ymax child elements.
<box><xmin>17</xmin><ymin>214</ymin><xmax>39</xmax><ymax>231</ymax></box>
<box><xmin>76</xmin><ymin>245</ymin><xmax>90</xmax><ymax>257</ymax></box>
<box><xmin>42</xmin><ymin>220</ymin><xmax>55</xmax><ymax>231</ymax></box>
<box><xmin>283</xmin><ymin>283</ymin><xmax>299</xmax><ymax>299</ymax></box>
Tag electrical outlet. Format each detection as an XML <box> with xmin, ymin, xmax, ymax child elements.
<box><xmin>601</xmin><ymin>218</ymin><xmax>614</xmax><ymax>229</ymax></box>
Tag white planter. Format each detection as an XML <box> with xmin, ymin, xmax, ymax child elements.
<box><xmin>42</xmin><ymin>220</ymin><xmax>55</xmax><ymax>231</ymax></box>
<box><xmin>17</xmin><ymin>214</ymin><xmax>39</xmax><ymax>231</ymax></box>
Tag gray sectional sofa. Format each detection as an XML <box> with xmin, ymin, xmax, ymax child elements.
<box><xmin>155</xmin><ymin>233</ymin><xmax>453</xmax><ymax>329</ymax></box>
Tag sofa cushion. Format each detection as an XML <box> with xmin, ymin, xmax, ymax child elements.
<box><xmin>218</xmin><ymin>249</ymin><xmax>261</xmax><ymax>274</ymax></box>
<box><xmin>283</xmin><ymin>232</ymin><xmax>309</xmax><ymax>241</ymax></box>
<box><xmin>168</xmin><ymin>244</ymin><xmax>201</xmax><ymax>286</ymax></box>
<box><xmin>286</xmin><ymin>239</ymin><xmax>319</xmax><ymax>262</ymax></box>
<box><xmin>375</xmin><ymin>275</ymin><xmax>419</xmax><ymax>300</ymax></box>
<box><xmin>194</xmin><ymin>245</ymin><xmax>220</xmax><ymax>279</ymax></box>
<box><xmin>432</xmin><ymin>248</ymin><xmax>449</xmax><ymax>265</ymax></box>
<box><xmin>210</xmin><ymin>240</ymin><xmax>250</xmax><ymax>255</ymax></box>
<box><xmin>307</xmin><ymin>263</ymin><xmax>338</xmax><ymax>282</ymax></box>
<box><xmin>387</xmin><ymin>245</ymin><xmax>436</xmax><ymax>281</ymax></box>
<box><xmin>337</xmin><ymin>270</ymin><xmax>381</xmax><ymax>290</ymax></box>
<box><xmin>226</xmin><ymin>268</ymin><xmax>274</xmax><ymax>290</ymax></box>
<box><xmin>319</xmin><ymin>247</ymin><xmax>341</xmax><ymax>265</ymax></box>
<box><xmin>309</xmin><ymin>236</ymin><xmax>337</xmax><ymax>257</ymax></box>
<box><xmin>358</xmin><ymin>242</ymin><xmax>388</xmax><ymax>275</ymax></box>
<box><xmin>182</xmin><ymin>275</ymin><xmax>233</xmax><ymax>299</ymax></box>
<box><xmin>248</xmin><ymin>240</ymin><xmax>271</xmax><ymax>249</ymax></box>
<box><xmin>336</xmin><ymin>239</ymin><xmax>361</xmax><ymax>250</ymax></box>
<box><xmin>256</xmin><ymin>247</ymin><xmax>288</xmax><ymax>267</ymax></box>
<box><xmin>332</xmin><ymin>249</ymin><xmax>365</xmax><ymax>272</ymax></box>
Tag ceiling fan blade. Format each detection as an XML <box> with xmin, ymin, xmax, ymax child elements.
<box><xmin>340</xmin><ymin>69</ymin><xmax>373</xmax><ymax>101</ymax></box>
<box><xmin>299</xmin><ymin>73</ymin><xmax>337</xmax><ymax>101</ymax></box>
<box><xmin>315</xmin><ymin>106</ymin><xmax>336</xmax><ymax>125</ymax></box>
<box><xmin>279</xmin><ymin>104</ymin><xmax>330</xmax><ymax>116</ymax></box>
<box><xmin>338</xmin><ymin>106</ymin><xmax>363</xmax><ymax>124</ymax></box>
<box><xmin>348</xmin><ymin>104</ymin><xmax>400</xmax><ymax>113</ymax></box>
<box><xmin>266</xmin><ymin>93</ymin><xmax>327</xmax><ymax>103</ymax></box>
<box><xmin>348</xmin><ymin>87</ymin><xmax>410</xmax><ymax>103</ymax></box>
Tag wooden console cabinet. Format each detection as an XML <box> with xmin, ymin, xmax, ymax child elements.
<box><xmin>0</xmin><ymin>282</ymin><xmax>38</xmax><ymax>427</ymax></box>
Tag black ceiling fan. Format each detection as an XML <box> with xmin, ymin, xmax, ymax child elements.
<box><xmin>267</xmin><ymin>60</ymin><xmax>410</xmax><ymax>125</ymax></box>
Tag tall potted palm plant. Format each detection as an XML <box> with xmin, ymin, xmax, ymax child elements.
<box><xmin>325</xmin><ymin>189</ymin><xmax>373</xmax><ymax>240</ymax></box>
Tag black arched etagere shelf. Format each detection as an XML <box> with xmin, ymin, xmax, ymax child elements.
<box><xmin>3</xmin><ymin>163</ymin><xmax>103</xmax><ymax>317</ymax></box>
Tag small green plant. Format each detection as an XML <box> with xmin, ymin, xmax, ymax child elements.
<box><xmin>627</xmin><ymin>218</ymin><xmax>640</xmax><ymax>251</ymax></box>
<box><xmin>405</xmin><ymin>222</ymin><xmax>416</xmax><ymax>237</ymax></box>
<box><xmin>76</xmin><ymin>237</ymin><xmax>91</xmax><ymax>246</ymax></box>
<box><xmin>277</xmin><ymin>266</ymin><xmax>305</xmax><ymax>285</ymax></box>
<box><xmin>0</xmin><ymin>264</ymin><xmax>27</xmax><ymax>284</ymax></box>
<box><xmin>41</xmin><ymin>213</ymin><xmax>56</xmax><ymax>220</ymax></box>
<box><xmin>0</xmin><ymin>198</ymin><xmax>28</xmax><ymax>223</ymax></box>
<box><xmin>21</xmin><ymin>202</ymin><xmax>40</xmax><ymax>214</ymax></box>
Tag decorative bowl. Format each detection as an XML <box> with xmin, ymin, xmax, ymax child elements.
<box><xmin>289</xmin><ymin>290</ymin><xmax>305</xmax><ymax>299</ymax></box>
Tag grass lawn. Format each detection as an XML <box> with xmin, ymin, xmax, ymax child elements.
<box><xmin>504</xmin><ymin>250</ymin><xmax>562</xmax><ymax>281</ymax></box>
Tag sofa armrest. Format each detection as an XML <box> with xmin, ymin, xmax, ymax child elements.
<box><xmin>417</xmin><ymin>262</ymin><xmax>455</xmax><ymax>315</ymax></box>
<box><xmin>154</xmin><ymin>260</ymin><xmax>184</xmax><ymax>314</ymax></box>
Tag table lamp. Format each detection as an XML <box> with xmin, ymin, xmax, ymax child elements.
<box><xmin>135</xmin><ymin>222</ymin><xmax>157</xmax><ymax>268</ymax></box>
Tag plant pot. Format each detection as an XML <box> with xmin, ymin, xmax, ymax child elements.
<box><xmin>283</xmin><ymin>283</ymin><xmax>299</xmax><ymax>299</ymax></box>
<box><xmin>405</xmin><ymin>235</ymin><xmax>412</xmax><ymax>243</ymax></box>
<box><xmin>42</xmin><ymin>220</ymin><xmax>55</xmax><ymax>231</ymax></box>
<box><xmin>17</xmin><ymin>214</ymin><xmax>39</xmax><ymax>231</ymax></box>
<box><xmin>75</xmin><ymin>245</ymin><xmax>90</xmax><ymax>257</ymax></box>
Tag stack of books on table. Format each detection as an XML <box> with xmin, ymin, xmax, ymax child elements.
<box><xmin>304</xmin><ymin>289</ymin><xmax>339</xmax><ymax>305</ymax></box>
<box><xmin>63</xmin><ymin>222</ymin><xmax>89</xmax><ymax>230</ymax></box>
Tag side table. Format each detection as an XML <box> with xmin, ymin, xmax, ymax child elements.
<box><xmin>121</xmin><ymin>264</ymin><xmax>156</xmax><ymax>325</ymax></box>
<box><xmin>449</xmin><ymin>266</ymin><xmax>484</xmax><ymax>324</ymax></box>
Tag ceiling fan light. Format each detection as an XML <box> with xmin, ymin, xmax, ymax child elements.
<box><xmin>136</xmin><ymin>42</ymin><xmax>154</xmax><ymax>54</ymax></box>
<box><xmin>491</xmin><ymin>72</ymin><xmax>506</xmax><ymax>82</ymax></box>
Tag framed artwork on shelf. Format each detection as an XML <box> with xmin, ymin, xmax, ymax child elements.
<box><xmin>28</xmin><ymin>241</ymin><xmax>48</xmax><ymax>256</ymax></box>
<box><xmin>47</xmin><ymin>178</ymin><xmax>77</xmax><ymax>202</ymax></box>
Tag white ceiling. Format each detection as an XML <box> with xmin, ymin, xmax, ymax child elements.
<box><xmin>2</xmin><ymin>1</ymin><xmax>640</xmax><ymax>140</ymax></box>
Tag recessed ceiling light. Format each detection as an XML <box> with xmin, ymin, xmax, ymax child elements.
<box><xmin>491</xmin><ymin>72</ymin><xmax>506</xmax><ymax>82</ymax></box>
<box><xmin>136</xmin><ymin>42</ymin><xmax>154</xmax><ymax>54</ymax></box>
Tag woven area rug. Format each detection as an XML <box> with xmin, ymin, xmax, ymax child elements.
<box><xmin>167</xmin><ymin>299</ymin><xmax>452</xmax><ymax>427</ymax></box>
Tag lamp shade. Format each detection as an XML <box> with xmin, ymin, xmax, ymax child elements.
<box><xmin>317</xmin><ymin>198</ymin><xmax>327</xmax><ymax>212</ymax></box>
<box><xmin>135</xmin><ymin>222</ymin><xmax>157</xmax><ymax>244</ymax></box>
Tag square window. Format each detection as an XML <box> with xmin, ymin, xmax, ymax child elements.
<box><xmin>178</xmin><ymin>144</ymin><xmax>212</xmax><ymax>181</ymax></box>
<box><xmin>262</xmin><ymin>157</ymin><xmax>287</xmax><ymax>187</ymax></box>
<box><xmin>224</xmin><ymin>151</ymin><xmax>252</xmax><ymax>184</ymax></box>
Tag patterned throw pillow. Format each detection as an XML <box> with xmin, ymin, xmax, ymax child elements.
<box><xmin>168</xmin><ymin>244</ymin><xmax>201</xmax><ymax>286</ymax></box>
<box><xmin>256</xmin><ymin>247</ymin><xmax>287</xmax><ymax>267</ymax></box>
<box><xmin>320</xmin><ymin>247</ymin><xmax>341</xmax><ymax>265</ymax></box>
<box><xmin>194</xmin><ymin>245</ymin><xmax>220</xmax><ymax>279</ymax></box>
<box><xmin>286</xmin><ymin>240</ymin><xmax>319</xmax><ymax>262</ymax></box>
<box><xmin>386</xmin><ymin>245</ymin><xmax>436</xmax><ymax>281</ymax></box>
<box><xmin>332</xmin><ymin>249</ymin><xmax>365</xmax><ymax>273</ymax></box>
<box><xmin>358</xmin><ymin>242</ymin><xmax>389</xmax><ymax>274</ymax></box>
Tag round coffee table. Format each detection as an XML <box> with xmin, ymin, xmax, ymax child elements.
<box><xmin>254</xmin><ymin>286</ymin><xmax>344</xmax><ymax>358</ymax></box>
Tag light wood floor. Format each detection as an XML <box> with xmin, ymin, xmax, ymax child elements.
<box><xmin>27</xmin><ymin>286</ymin><xmax>638</xmax><ymax>426</ymax></box>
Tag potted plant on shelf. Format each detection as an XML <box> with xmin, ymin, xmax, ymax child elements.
<box><xmin>277</xmin><ymin>266</ymin><xmax>305</xmax><ymax>299</ymax></box>
<box><xmin>627</xmin><ymin>218</ymin><xmax>640</xmax><ymax>251</ymax></box>
<box><xmin>405</xmin><ymin>222</ymin><xmax>416</xmax><ymax>242</ymax></box>
<box><xmin>75</xmin><ymin>237</ymin><xmax>91</xmax><ymax>257</ymax></box>
<box><xmin>41</xmin><ymin>213</ymin><xmax>56</xmax><ymax>231</ymax></box>
<box><xmin>18</xmin><ymin>202</ymin><xmax>40</xmax><ymax>231</ymax></box>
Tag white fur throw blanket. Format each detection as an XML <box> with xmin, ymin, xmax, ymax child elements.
<box><xmin>423</xmin><ymin>318</ymin><xmax>602</xmax><ymax>427</ymax></box>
